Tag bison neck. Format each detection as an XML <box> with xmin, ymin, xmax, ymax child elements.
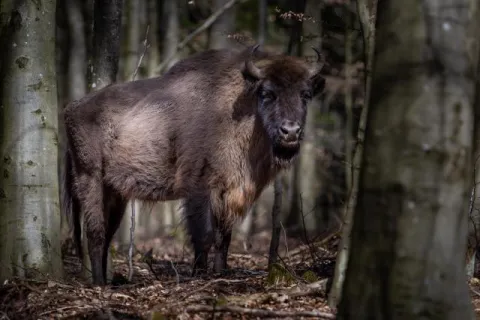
<box><xmin>208</xmin><ymin>116</ymin><xmax>283</xmax><ymax>227</ymax></box>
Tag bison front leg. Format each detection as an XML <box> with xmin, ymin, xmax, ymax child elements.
<box><xmin>184</xmin><ymin>196</ymin><xmax>214</xmax><ymax>275</ymax></box>
<box><xmin>213</xmin><ymin>221</ymin><xmax>232</xmax><ymax>273</ymax></box>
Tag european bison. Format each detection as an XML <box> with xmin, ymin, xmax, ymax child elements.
<box><xmin>62</xmin><ymin>45</ymin><xmax>325</xmax><ymax>285</ymax></box>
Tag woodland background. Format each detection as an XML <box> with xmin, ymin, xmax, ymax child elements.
<box><xmin>1</xmin><ymin>0</ymin><xmax>480</xmax><ymax>319</ymax></box>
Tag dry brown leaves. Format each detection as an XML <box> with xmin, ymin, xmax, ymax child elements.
<box><xmin>0</xmin><ymin>233</ymin><xmax>337</xmax><ymax>319</ymax></box>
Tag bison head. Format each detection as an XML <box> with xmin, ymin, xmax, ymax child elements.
<box><xmin>242</xmin><ymin>45</ymin><xmax>326</xmax><ymax>165</ymax></box>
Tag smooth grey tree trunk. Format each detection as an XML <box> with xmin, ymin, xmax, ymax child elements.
<box><xmin>147</xmin><ymin>0</ymin><xmax>160</xmax><ymax>78</ymax></box>
<box><xmin>208</xmin><ymin>0</ymin><xmax>237</xmax><ymax>49</ymax></box>
<box><xmin>338</xmin><ymin>0</ymin><xmax>479</xmax><ymax>318</ymax></box>
<box><xmin>161</xmin><ymin>0</ymin><xmax>180</xmax><ymax>70</ymax></box>
<box><xmin>66</xmin><ymin>0</ymin><xmax>87</xmax><ymax>101</ymax></box>
<box><xmin>121</xmin><ymin>0</ymin><xmax>141</xmax><ymax>81</ymax></box>
<box><xmin>0</xmin><ymin>0</ymin><xmax>63</xmax><ymax>282</ymax></box>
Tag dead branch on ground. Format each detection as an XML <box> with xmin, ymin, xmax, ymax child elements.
<box><xmin>183</xmin><ymin>304</ymin><xmax>336</xmax><ymax>319</ymax></box>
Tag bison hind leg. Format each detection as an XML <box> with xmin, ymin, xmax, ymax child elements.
<box><xmin>183</xmin><ymin>196</ymin><xmax>214</xmax><ymax>276</ymax></box>
<box><xmin>73</xmin><ymin>171</ymin><xmax>107</xmax><ymax>285</ymax></box>
<box><xmin>102</xmin><ymin>187</ymin><xmax>127</xmax><ymax>283</ymax></box>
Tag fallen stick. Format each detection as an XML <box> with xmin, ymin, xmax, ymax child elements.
<box><xmin>185</xmin><ymin>304</ymin><xmax>336</xmax><ymax>319</ymax></box>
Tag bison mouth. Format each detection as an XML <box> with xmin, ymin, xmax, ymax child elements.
<box><xmin>272</xmin><ymin>141</ymin><xmax>300</xmax><ymax>164</ymax></box>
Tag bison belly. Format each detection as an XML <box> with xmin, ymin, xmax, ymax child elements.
<box><xmin>102</xmin><ymin>132</ymin><xmax>179</xmax><ymax>202</ymax></box>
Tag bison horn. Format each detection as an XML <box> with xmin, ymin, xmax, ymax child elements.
<box><xmin>244</xmin><ymin>44</ymin><xmax>264</xmax><ymax>80</ymax></box>
<box><xmin>309</xmin><ymin>47</ymin><xmax>325</xmax><ymax>78</ymax></box>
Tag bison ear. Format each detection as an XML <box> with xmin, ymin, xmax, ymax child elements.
<box><xmin>309</xmin><ymin>47</ymin><xmax>326</xmax><ymax>96</ymax></box>
<box><xmin>241</xmin><ymin>44</ymin><xmax>265</xmax><ymax>80</ymax></box>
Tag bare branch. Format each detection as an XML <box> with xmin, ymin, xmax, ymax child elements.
<box><xmin>127</xmin><ymin>201</ymin><xmax>136</xmax><ymax>282</ymax></box>
<box><xmin>154</xmin><ymin>0</ymin><xmax>244</xmax><ymax>74</ymax></box>
<box><xmin>268</xmin><ymin>177</ymin><xmax>283</xmax><ymax>266</ymax></box>
<box><xmin>131</xmin><ymin>25</ymin><xmax>150</xmax><ymax>81</ymax></box>
<box><xmin>184</xmin><ymin>304</ymin><xmax>336</xmax><ymax>319</ymax></box>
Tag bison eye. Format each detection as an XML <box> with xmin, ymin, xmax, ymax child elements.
<box><xmin>301</xmin><ymin>90</ymin><xmax>312</xmax><ymax>102</ymax></box>
<box><xmin>259</xmin><ymin>89</ymin><xmax>276</xmax><ymax>102</ymax></box>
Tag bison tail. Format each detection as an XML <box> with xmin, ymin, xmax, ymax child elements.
<box><xmin>61</xmin><ymin>145</ymin><xmax>83</xmax><ymax>259</ymax></box>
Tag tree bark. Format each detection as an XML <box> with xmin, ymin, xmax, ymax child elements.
<box><xmin>268</xmin><ymin>177</ymin><xmax>283</xmax><ymax>266</ymax></box>
<box><xmin>284</xmin><ymin>0</ymin><xmax>321</xmax><ymax>232</ymax></box>
<box><xmin>147</xmin><ymin>0</ymin><xmax>160</xmax><ymax>78</ymax></box>
<box><xmin>338</xmin><ymin>0</ymin><xmax>478</xmax><ymax>318</ymax></box>
<box><xmin>66</xmin><ymin>0</ymin><xmax>87</xmax><ymax>101</ymax></box>
<box><xmin>121</xmin><ymin>0</ymin><xmax>141</xmax><ymax>81</ymax></box>
<box><xmin>208</xmin><ymin>0</ymin><xmax>237</xmax><ymax>49</ymax></box>
<box><xmin>465</xmin><ymin>0</ymin><xmax>480</xmax><ymax>279</ymax></box>
<box><xmin>0</xmin><ymin>0</ymin><xmax>63</xmax><ymax>281</ymax></box>
<box><xmin>161</xmin><ymin>0</ymin><xmax>180</xmax><ymax>71</ymax></box>
<box><xmin>82</xmin><ymin>0</ymin><xmax>123</xmax><ymax>282</ymax></box>
<box><xmin>87</xmin><ymin>0</ymin><xmax>123</xmax><ymax>90</ymax></box>
<box><xmin>258</xmin><ymin>0</ymin><xmax>267</xmax><ymax>46</ymax></box>
<box><xmin>328</xmin><ymin>0</ymin><xmax>377</xmax><ymax>308</ymax></box>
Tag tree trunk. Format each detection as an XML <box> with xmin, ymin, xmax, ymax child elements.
<box><xmin>88</xmin><ymin>0</ymin><xmax>123</xmax><ymax>90</ymax></box>
<box><xmin>82</xmin><ymin>0</ymin><xmax>123</xmax><ymax>282</ymax></box>
<box><xmin>208</xmin><ymin>0</ymin><xmax>237</xmax><ymax>49</ymax></box>
<box><xmin>147</xmin><ymin>0</ymin><xmax>160</xmax><ymax>78</ymax></box>
<box><xmin>238</xmin><ymin>0</ymin><xmax>269</xmax><ymax>243</ymax></box>
<box><xmin>268</xmin><ymin>177</ymin><xmax>283</xmax><ymax>266</ymax></box>
<box><xmin>258</xmin><ymin>0</ymin><xmax>267</xmax><ymax>46</ymax></box>
<box><xmin>466</xmin><ymin>1</ymin><xmax>480</xmax><ymax>279</ymax></box>
<box><xmin>66</xmin><ymin>0</ymin><xmax>87</xmax><ymax>101</ymax></box>
<box><xmin>284</xmin><ymin>0</ymin><xmax>320</xmax><ymax>233</ymax></box>
<box><xmin>55</xmin><ymin>0</ymin><xmax>71</xmax><ymax>252</ymax></box>
<box><xmin>121</xmin><ymin>0</ymin><xmax>141</xmax><ymax>81</ymax></box>
<box><xmin>0</xmin><ymin>0</ymin><xmax>63</xmax><ymax>281</ymax></box>
<box><xmin>338</xmin><ymin>0</ymin><xmax>478</xmax><ymax>318</ymax></box>
<box><xmin>161</xmin><ymin>0</ymin><xmax>180</xmax><ymax>70</ymax></box>
<box><xmin>328</xmin><ymin>0</ymin><xmax>377</xmax><ymax>308</ymax></box>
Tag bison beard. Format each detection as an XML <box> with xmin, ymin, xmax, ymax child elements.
<box><xmin>62</xmin><ymin>45</ymin><xmax>325</xmax><ymax>285</ymax></box>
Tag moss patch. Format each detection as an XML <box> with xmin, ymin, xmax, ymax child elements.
<box><xmin>3</xmin><ymin>155</ymin><xmax>12</xmax><ymax>165</ymax></box>
<box><xmin>26</xmin><ymin>160</ymin><xmax>36</xmax><ymax>166</ymax></box>
<box><xmin>15</xmin><ymin>56</ymin><xmax>29</xmax><ymax>69</ymax></box>
<box><xmin>28</xmin><ymin>80</ymin><xmax>43</xmax><ymax>91</ymax></box>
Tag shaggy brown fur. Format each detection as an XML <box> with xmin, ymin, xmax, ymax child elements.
<box><xmin>62</xmin><ymin>45</ymin><xmax>325</xmax><ymax>285</ymax></box>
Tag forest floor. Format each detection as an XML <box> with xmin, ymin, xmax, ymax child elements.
<box><xmin>1</xmin><ymin>230</ymin><xmax>480</xmax><ymax>319</ymax></box>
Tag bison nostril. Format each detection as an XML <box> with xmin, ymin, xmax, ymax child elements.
<box><xmin>279</xmin><ymin>122</ymin><xmax>301</xmax><ymax>140</ymax></box>
<box><xmin>280</xmin><ymin>126</ymin><xmax>290</xmax><ymax>136</ymax></box>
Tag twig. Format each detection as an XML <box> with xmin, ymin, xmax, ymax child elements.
<box><xmin>131</xmin><ymin>25</ymin><xmax>150</xmax><ymax>81</ymax></box>
<box><xmin>299</xmin><ymin>196</ymin><xmax>317</xmax><ymax>263</ymax></box>
<box><xmin>284</xmin><ymin>279</ymin><xmax>329</xmax><ymax>298</ymax></box>
<box><xmin>471</xmin><ymin>286</ymin><xmax>480</xmax><ymax>297</ymax></box>
<box><xmin>154</xmin><ymin>0</ymin><xmax>244</xmax><ymax>74</ymax></box>
<box><xmin>126</xmin><ymin>25</ymin><xmax>150</xmax><ymax>282</ymax></box>
<box><xmin>183</xmin><ymin>279</ymin><xmax>245</xmax><ymax>299</ymax></box>
<box><xmin>184</xmin><ymin>304</ymin><xmax>335</xmax><ymax>319</ymax></box>
<box><xmin>128</xmin><ymin>200</ymin><xmax>136</xmax><ymax>282</ymax></box>
<box><xmin>170</xmin><ymin>260</ymin><xmax>180</xmax><ymax>286</ymax></box>
<box><xmin>280</xmin><ymin>221</ymin><xmax>290</xmax><ymax>264</ymax></box>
